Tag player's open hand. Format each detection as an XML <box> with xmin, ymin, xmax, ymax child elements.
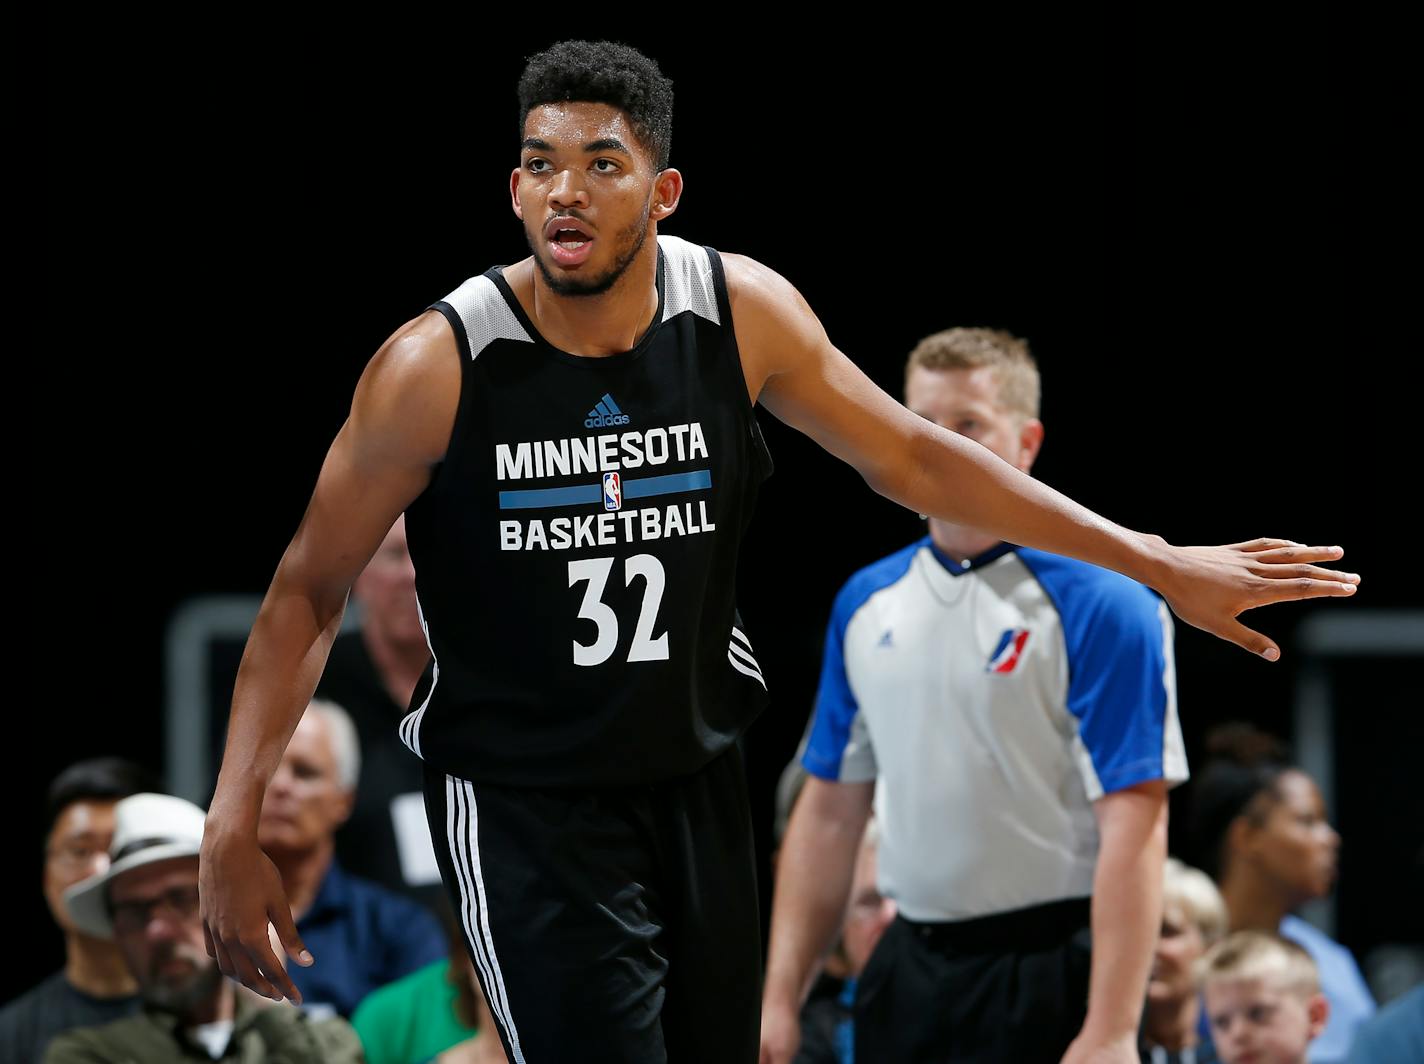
<box><xmin>1157</xmin><ymin>538</ymin><xmax>1358</xmax><ymax>660</ymax></box>
<box><xmin>199</xmin><ymin>824</ymin><xmax>312</xmax><ymax>1004</ymax></box>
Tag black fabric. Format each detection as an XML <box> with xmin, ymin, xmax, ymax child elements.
<box><xmin>0</xmin><ymin>970</ymin><xmax>139</xmax><ymax>1063</ymax></box>
<box><xmin>423</xmin><ymin>742</ymin><xmax>762</xmax><ymax>1064</ymax></box>
<box><xmin>794</xmin><ymin>974</ymin><xmax>850</xmax><ymax>1064</ymax></box>
<box><xmin>403</xmin><ymin>242</ymin><xmax>773</xmax><ymax>787</ymax></box>
<box><xmin>853</xmin><ymin>908</ymin><xmax>1093</xmax><ymax>1063</ymax></box>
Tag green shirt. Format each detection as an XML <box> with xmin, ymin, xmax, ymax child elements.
<box><xmin>43</xmin><ymin>992</ymin><xmax>365</xmax><ymax>1064</ymax></box>
<box><xmin>351</xmin><ymin>960</ymin><xmax>476</xmax><ymax>1064</ymax></box>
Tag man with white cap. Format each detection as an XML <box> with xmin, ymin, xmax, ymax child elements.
<box><xmin>46</xmin><ymin>792</ymin><xmax>363</xmax><ymax>1063</ymax></box>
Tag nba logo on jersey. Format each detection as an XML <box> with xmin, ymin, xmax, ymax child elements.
<box><xmin>986</xmin><ymin>628</ymin><xmax>1030</xmax><ymax>673</ymax></box>
<box><xmin>603</xmin><ymin>472</ymin><xmax>622</xmax><ymax>511</ymax></box>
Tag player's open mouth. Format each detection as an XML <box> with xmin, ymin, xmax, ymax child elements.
<box><xmin>546</xmin><ymin>219</ymin><xmax>595</xmax><ymax>267</ymax></box>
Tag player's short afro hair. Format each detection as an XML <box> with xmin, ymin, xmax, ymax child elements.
<box><xmin>518</xmin><ymin>40</ymin><xmax>674</xmax><ymax>170</ymax></box>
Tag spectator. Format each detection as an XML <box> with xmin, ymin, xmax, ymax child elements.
<box><xmin>1141</xmin><ymin>858</ymin><xmax>1229</xmax><ymax>1063</ymax></box>
<box><xmin>257</xmin><ymin>697</ymin><xmax>445</xmax><ymax>1017</ymax></box>
<box><xmin>1191</xmin><ymin>724</ymin><xmax>1374</xmax><ymax>1061</ymax></box>
<box><xmin>317</xmin><ymin>515</ymin><xmax>443</xmax><ymax>909</ymax></box>
<box><xmin>794</xmin><ymin>821</ymin><xmax>894</xmax><ymax>1064</ymax></box>
<box><xmin>1200</xmin><ymin>931</ymin><xmax>1328</xmax><ymax>1064</ymax></box>
<box><xmin>45</xmin><ymin>792</ymin><xmax>362</xmax><ymax>1062</ymax></box>
<box><xmin>0</xmin><ymin>758</ymin><xmax>154</xmax><ymax>1062</ymax></box>
<box><xmin>1345</xmin><ymin>982</ymin><xmax>1423</xmax><ymax>1064</ymax></box>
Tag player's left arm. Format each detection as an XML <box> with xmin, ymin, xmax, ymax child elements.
<box><xmin>723</xmin><ymin>253</ymin><xmax>1359</xmax><ymax>660</ymax></box>
<box><xmin>1063</xmin><ymin>780</ymin><xmax>1169</xmax><ymax>1064</ymax></box>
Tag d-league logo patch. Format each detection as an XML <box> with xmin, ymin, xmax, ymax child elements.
<box><xmin>986</xmin><ymin>628</ymin><xmax>1030</xmax><ymax>673</ymax></box>
<box><xmin>603</xmin><ymin>472</ymin><xmax>622</xmax><ymax>511</ymax></box>
<box><xmin>585</xmin><ymin>392</ymin><xmax>630</xmax><ymax>428</ymax></box>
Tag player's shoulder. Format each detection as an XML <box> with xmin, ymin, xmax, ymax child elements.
<box><xmin>717</xmin><ymin>249</ymin><xmax>798</xmax><ymax>307</ymax></box>
<box><xmin>1014</xmin><ymin>547</ymin><xmax>1164</xmax><ymax>631</ymax></box>
<box><xmin>830</xmin><ymin>539</ymin><xmax>926</xmax><ymax>624</ymax></box>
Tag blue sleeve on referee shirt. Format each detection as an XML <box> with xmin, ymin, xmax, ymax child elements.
<box><xmin>802</xmin><ymin>542</ymin><xmax>921</xmax><ymax>781</ymax></box>
<box><xmin>1018</xmin><ymin>548</ymin><xmax>1176</xmax><ymax>794</ymax></box>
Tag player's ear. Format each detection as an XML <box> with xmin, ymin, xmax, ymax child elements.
<box><xmin>650</xmin><ymin>168</ymin><xmax>683</xmax><ymax>222</ymax></box>
<box><xmin>511</xmin><ymin>168</ymin><xmax>525</xmax><ymax>220</ymax></box>
<box><xmin>1306</xmin><ymin>992</ymin><xmax>1330</xmax><ymax>1038</ymax></box>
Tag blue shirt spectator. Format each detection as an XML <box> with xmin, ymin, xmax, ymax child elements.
<box><xmin>291</xmin><ymin>859</ymin><xmax>447</xmax><ymax>1018</ymax></box>
<box><xmin>1345</xmin><ymin>983</ymin><xmax>1423</xmax><ymax>1064</ymax></box>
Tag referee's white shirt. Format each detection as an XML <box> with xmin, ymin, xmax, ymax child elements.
<box><xmin>802</xmin><ymin>538</ymin><xmax>1188</xmax><ymax>922</ymax></box>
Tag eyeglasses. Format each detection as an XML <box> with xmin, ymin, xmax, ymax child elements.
<box><xmin>46</xmin><ymin>840</ymin><xmax>110</xmax><ymax>871</ymax></box>
<box><xmin>110</xmin><ymin>885</ymin><xmax>202</xmax><ymax>934</ymax></box>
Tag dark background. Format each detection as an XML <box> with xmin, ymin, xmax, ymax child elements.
<box><xmin>25</xmin><ymin>14</ymin><xmax>1418</xmax><ymax>1006</ymax></box>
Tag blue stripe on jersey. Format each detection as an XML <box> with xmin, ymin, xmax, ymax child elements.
<box><xmin>802</xmin><ymin>540</ymin><xmax>923</xmax><ymax>781</ymax></box>
<box><xmin>498</xmin><ymin>470</ymin><xmax>713</xmax><ymax>510</ymax></box>
<box><xmin>1016</xmin><ymin>548</ymin><xmax>1172</xmax><ymax>793</ymax></box>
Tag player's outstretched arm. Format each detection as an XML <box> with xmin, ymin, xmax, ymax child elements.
<box><xmin>723</xmin><ymin>255</ymin><xmax>1358</xmax><ymax>660</ymax></box>
<box><xmin>200</xmin><ymin>311</ymin><xmax>459</xmax><ymax>1003</ymax></box>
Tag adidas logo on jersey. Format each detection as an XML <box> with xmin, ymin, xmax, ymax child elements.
<box><xmin>585</xmin><ymin>392</ymin><xmax>631</xmax><ymax>428</ymax></box>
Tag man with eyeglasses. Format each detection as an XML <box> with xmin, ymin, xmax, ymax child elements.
<box><xmin>1</xmin><ymin>758</ymin><xmax>154</xmax><ymax>1062</ymax></box>
<box><xmin>45</xmin><ymin>792</ymin><xmax>363</xmax><ymax>1063</ymax></box>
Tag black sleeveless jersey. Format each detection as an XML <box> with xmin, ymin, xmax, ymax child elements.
<box><xmin>400</xmin><ymin>236</ymin><xmax>774</xmax><ymax>787</ymax></box>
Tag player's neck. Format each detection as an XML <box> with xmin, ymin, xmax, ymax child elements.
<box><xmin>65</xmin><ymin>932</ymin><xmax>138</xmax><ymax>998</ymax></box>
<box><xmin>927</xmin><ymin>519</ymin><xmax>1002</xmax><ymax>566</ymax></box>
<box><xmin>518</xmin><ymin>244</ymin><xmax>661</xmax><ymax>357</ymax></box>
<box><xmin>1142</xmin><ymin>993</ymin><xmax>1200</xmax><ymax>1052</ymax></box>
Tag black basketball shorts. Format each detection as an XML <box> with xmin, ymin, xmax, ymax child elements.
<box><xmin>423</xmin><ymin>742</ymin><xmax>762</xmax><ymax>1064</ymax></box>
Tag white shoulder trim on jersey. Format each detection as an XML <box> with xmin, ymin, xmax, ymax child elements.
<box><xmin>444</xmin><ymin>775</ymin><xmax>526</xmax><ymax>1063</ymax></box>
<box><xmin>658</xmin><ymin>235</ymin><xmax>721</xmax><ymax>325</ymax></box>
<box><xmin>398</xmin><ymin>591</ymin><xmax>439</xmax><ymax>759</ymax></box>
<box><xmin>441</xmin><ymin>274</ymin><xmax>533</xmax><ymax>358</ymax></box>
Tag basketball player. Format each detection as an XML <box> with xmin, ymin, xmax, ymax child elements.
<box><xmin>200</xmin><ymin>40</ymin><xmax>1358</xmax><ymax>1064</ymax></box>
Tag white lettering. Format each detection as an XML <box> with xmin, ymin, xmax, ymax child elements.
<box><xmin>598</xmin><ymin>434</ymin><xmax>619</xmax><ymax>469</ymax></box>
<box><xmin>495</xmin><ymin>443</ymin><xmax>533</xmax><ymax>481</ymax></box>
<box><xmin>620</xmin><ymin>432</ymin><xmax>644</xmax><ymax>469</ymax></box>
<box><xmin>574</xmin><ymin>515</ymin><xmax>598</xmax><ymax>548</ymax></box>
<box><xmin>645</xmin><ymin>428</ymin><xmax>669</xmax><ymax>465</ymax></box>
<box><xmin>500</xmin><ymin>521</ymin><xmax>522</xmax><ymax>550</ymax></box>
<box><xmin>525</xmin><ymin>520</ymin><xmax>548</xmax><ymax>551</ymax></box>
<box><xmin>689</xmin><ymin>422</ymin><xmax>709</xmax><ymax>460</ymax></box>
<box><xmin>619</xmin><ymin>509</ymin><xmax>639</xmax><ymax>540</ymax></box>
<box><xmin>550</xmin><ymin>518</ymin><xmax>572</xmax><ymax>550</ymax></box>
<box><xmin>571</xmin><ymin>436</ymin><xmax>597</xmax><ymax>475</ymax></box>
<box><xmin>699</xmin><ymin>500</ymin><xmax>716</xmax><ymax>532</ymax></box>
<box><xmin>669</xmin><ymin>423</ymin><xmax>690</xmax><ymax>461</ymax></box>
<box><xmin>664</xmin><ymin>504</ymin><xmax>685</xmax><ymax>537</ymax></box>
<box><xmin>641</xmin><ymin>507</ymin><xmax>661</xmax><ymax>540</ymax></box>
<box><xmin>597</xmin><ymin>513</ymin><xmax>615</xmax><ymax>545</ymax></box>
<box><xmin>543</xmin><ymin>439</ymin><xmax>570</xmax><ymax>478</ymax></box>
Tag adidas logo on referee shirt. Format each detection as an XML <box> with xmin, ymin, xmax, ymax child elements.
<box><xmin>584</xmin><ymin>393</ymin><xmax>631</xmax><ymax>428</ymax></box>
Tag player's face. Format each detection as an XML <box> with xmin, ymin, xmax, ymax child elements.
<box><xmin>257</xmin><ymin>711</ymin><xmax>353</xmax><ymax>855</ymax></box>
<box><xmin>44</xmin><ymin>799</ymin><xmax>118</xmax><ymax>935</ymax></box>
<box><xmin>1146</xmin><ymin>899</ymin><xmax>1208</xmax><ymax>1004</ymax></box>
<box><xmin>511</xmin><ymin>102</ymin><xmax>676</xmax><ymax>297</ymax></box>
<box><xmin>1242</xmin><ymin>771</ymin><xmax>1340</xmax><ymax>904</ymax></box>
<box><xmin>905</xmin><ymin>366</ymin><xmax>1042</xmax><ymax>474</ymax></box>
<box><xmin>1205</xmin><ymin>978</ymin><xmax>1326</xmax><ymax>1064</ymax></box>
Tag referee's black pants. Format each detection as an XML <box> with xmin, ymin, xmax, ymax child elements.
<box><xmin>854</xmin><ymin>898</ymin><xmax>1093</xmax><ymax>1063</ymax></box>
<box><xmin>423</xmin><ymin>743</ymin><xmax>762</xmax><ymax>1063</ymax></box>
